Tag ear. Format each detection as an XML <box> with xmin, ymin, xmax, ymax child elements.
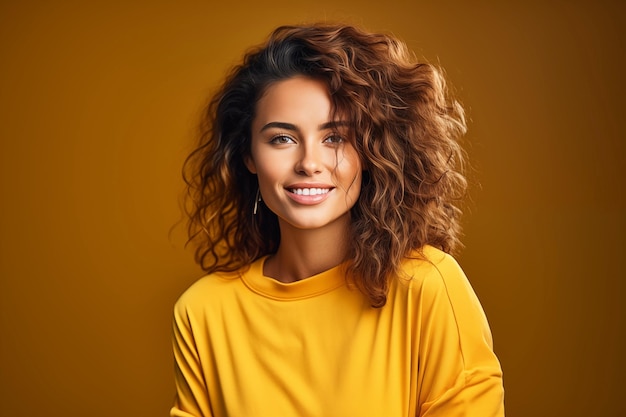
<box><xmin>244</xmin><ymin>155</ymin><xmax>257</xmax><ymax>174</ymax></box>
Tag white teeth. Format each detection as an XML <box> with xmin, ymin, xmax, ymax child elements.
<box><xmin>291</xmin><ymin>188</ymin><xmax>329</xmax><ymax>196</ymax></box>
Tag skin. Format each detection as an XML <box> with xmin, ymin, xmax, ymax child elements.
<box><xmin>245</xmin><ymin>76</ymin><xmax>363</xmax><ymax>283</ymax></box>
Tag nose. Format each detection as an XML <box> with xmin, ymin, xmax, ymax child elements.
<box><xmin>295</xmin><ymin>144</ymin><xmax>323</xmax><ymax>176</ymax></box>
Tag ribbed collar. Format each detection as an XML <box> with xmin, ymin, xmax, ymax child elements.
<box><xmin>240</xmin><ymin>256</ymin><xmax>347</xmax><ymax>301</ymax></box>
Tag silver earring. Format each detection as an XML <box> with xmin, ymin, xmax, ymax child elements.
<box><xmin>253</xmin><ymin>189</ymin><xmax>262</xmax><ymax>215</ymax></box>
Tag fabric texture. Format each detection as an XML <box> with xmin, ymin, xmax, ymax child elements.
<box><xmin>170</xmin><ymin>246</ymin><xmax>505</xmax><ymax>417</ymax></box>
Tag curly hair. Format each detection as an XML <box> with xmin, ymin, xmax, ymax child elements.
<box><xmin>183</xmin><ymin>23</ymin><xmax>468</xmax><ymax>307</ymax></box>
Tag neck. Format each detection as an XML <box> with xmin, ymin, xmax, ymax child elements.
<box><xmin>264</xmin><ymin>216</ymin><xmax>351</xmax><ymax>283</ymax></box>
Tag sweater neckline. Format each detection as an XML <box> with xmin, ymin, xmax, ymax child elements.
<box><xmin>240</xmin><ymin>256</ymin><xmax>347</xmax><ymax>300</ymax></box>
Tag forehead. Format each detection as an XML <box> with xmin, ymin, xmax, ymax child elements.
<box><xmin>253</xmin><ymin>76</ymin><xmax>333</xmax><ymax>127</ymax></box>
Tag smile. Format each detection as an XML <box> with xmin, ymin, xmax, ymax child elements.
<box><xmin>289</xmin><ymin>188</ymin><xmax>331</xmax><ymax>196</ymax></box>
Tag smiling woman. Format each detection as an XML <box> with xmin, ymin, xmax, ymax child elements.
<box><xmin>173</xmin><ymin>24</ymin><xmax>504</xmax><ymax>416</ymax></box>
<box><xmin>246</xmin><ymin>77</ymin><xmax>362</xmax><ymax>258</ymax></box>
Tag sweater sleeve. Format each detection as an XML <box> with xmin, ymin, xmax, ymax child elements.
<box><xmin>415</xmin><ymin>253</ymin><xmax>505</xmax><ymax>417</ymax></box>
<box><xmin>170</xmin><ymin>295</ymin><xmax>213</xmax><ymax>417</ymax></box>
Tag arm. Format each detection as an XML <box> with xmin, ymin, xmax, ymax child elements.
<box><xmin>416</xmin><ymin>253</ymin><xmax>505</xmax><ymax>417</ymax></box>
<box><xmin>170</xmin><ymin>298</ymin><xmax>213</xmax><ymax>417</ymax></box>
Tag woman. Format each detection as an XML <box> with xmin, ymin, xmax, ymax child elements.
<box><xmin>172</xmin><ymin>24</ymin><xmax>504</xmax><ymax>417</ymax></box>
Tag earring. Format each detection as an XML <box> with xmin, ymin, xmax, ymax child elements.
<box><xmin>253</xmin><ymin>189</ymin><xmax>262</xmax><ymax>215</ymax></box>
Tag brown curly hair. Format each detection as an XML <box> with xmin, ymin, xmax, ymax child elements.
<box><xmin>183</xmin><ymin>23</ymin><xmax>468</xmax><ymax>307</ymax></box>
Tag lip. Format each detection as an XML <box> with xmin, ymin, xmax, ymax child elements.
<box><xmin>284</xmin><ymin>183</ymin><xmax>334</xmax><ymax>205</ymax></box>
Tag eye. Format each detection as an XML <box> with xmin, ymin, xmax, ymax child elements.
<box><xmin>270</xmin><ymin>134</ymin><xmax>295</xmax><ymax>144</ymax></box>
<box><xmin>323</xmin><ymin>134</ymin><xmax>345</xmax><ymax>144</ymax></box>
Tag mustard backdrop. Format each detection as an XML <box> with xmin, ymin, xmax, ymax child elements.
<box><xmin>1</xmin><ymin>1</ymin><xmax>624</xmax><ymax>416</ymax></box>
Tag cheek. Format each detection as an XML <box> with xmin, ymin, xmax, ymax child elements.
<box><xmin>337</xmin><ymin>148</ymin><xmax>362</xmax><ymax>180</ymax></box>
<box><xmin>335</xmin><ymin>152</ymin><xmax>363</xmax><ymax>198</ymax></box>
<box><xmin>254</xmin><ymin>156</ymin><xmax>288</xmax><ymax>183</ymax></box>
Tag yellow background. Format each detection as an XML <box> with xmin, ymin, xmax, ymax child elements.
<box><xmin>1</xmin><ymin>1</ymin><xmax>624</xmax><ymax>416</ymax></box>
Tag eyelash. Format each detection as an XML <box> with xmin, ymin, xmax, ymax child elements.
<box><xmin>324</xmin><ymin>134</ymin><xmax>344</xmax><ymax>144</ymax></box>
<box><xmin>269</xmin><ymin>134</ymin><xmax>295</xmax><ymax>144</ymax></box>
<box><xmin>269</xmin><ymin>134</ymin><xmax>345</xmax><ymax>145</ymax></box>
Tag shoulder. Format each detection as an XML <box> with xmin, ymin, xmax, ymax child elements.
<box><xmin>398</xmin><ymin>245</ymin><xmax>494</xmax><ymax>345</ymax></box>
<box><xmin>173</xmin><ymin>268</ymin><xmax>245</xmax><ymax>320</ymax></box>
<box><xmin>398</xmin><ymin>246</ymin><xmax>488</xmax><ymax>325</ymax></box>
<box><xmin>399</xmin><ymin>245</ymin><xmax>467</xmax><ymax>290</ymax></box>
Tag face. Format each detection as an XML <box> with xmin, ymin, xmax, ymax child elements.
<box><xmin>246</xmin><ymin>76</ymin><xmax>362</xmax><ymax>232</ymax></box>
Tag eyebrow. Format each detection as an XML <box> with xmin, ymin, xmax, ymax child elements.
<box><xmin>259</xmin><ymin>120</ymin><xmax>350</xmax><ymax>133</ymax></box>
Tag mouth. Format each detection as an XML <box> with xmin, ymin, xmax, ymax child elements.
<box><xmin>288</xmin><ymin>187</ymin><xmax>333</xmax><ymax>196</ymax></box>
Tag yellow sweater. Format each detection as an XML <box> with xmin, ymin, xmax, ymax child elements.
<box><xmin>171</xmin><ymin>246</ymin><xmax>504</xmax><ymax>417</ymax></box>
